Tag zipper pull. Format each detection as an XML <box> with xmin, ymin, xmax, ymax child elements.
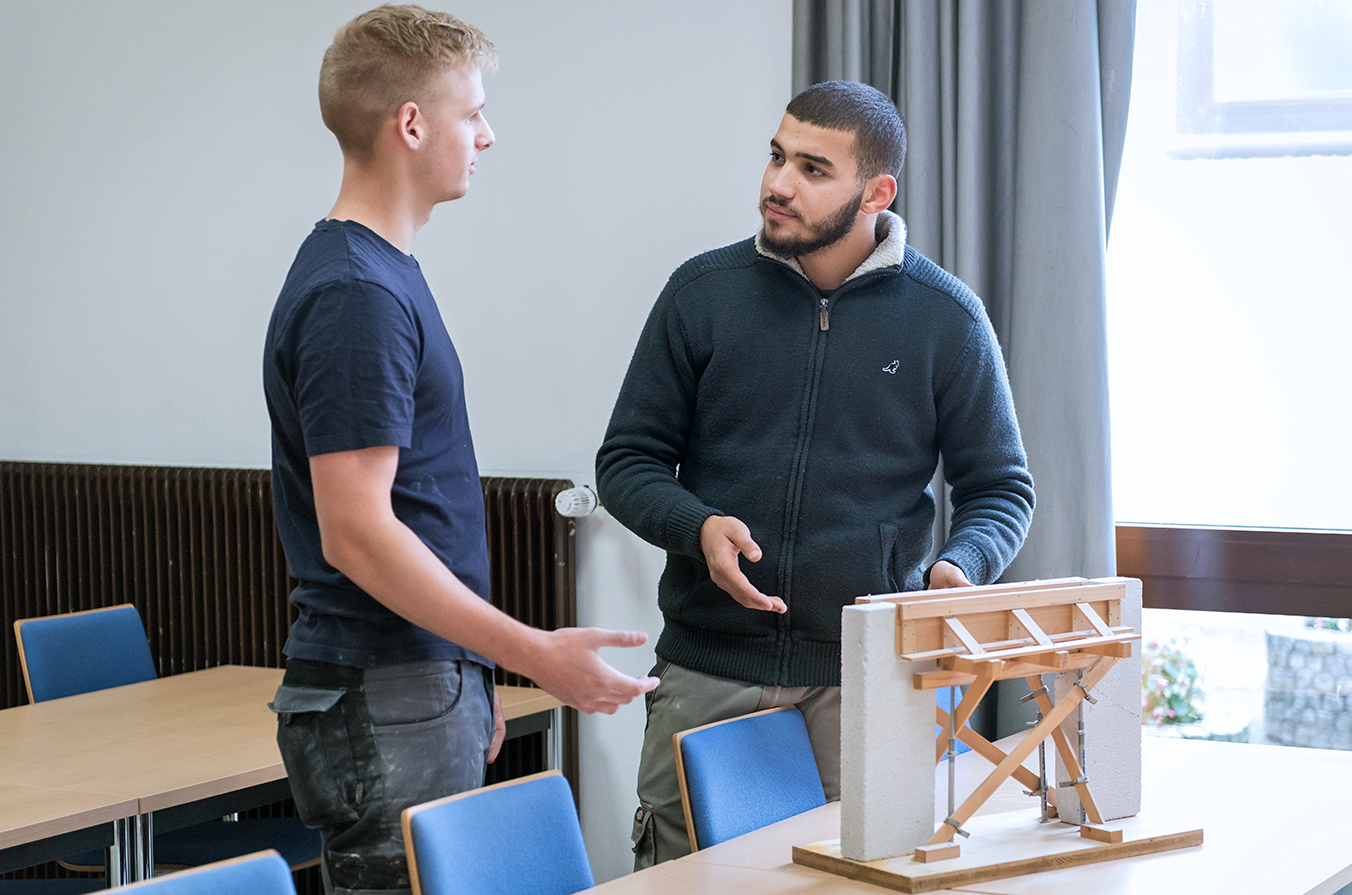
<box><xmin>819</xmin><ymin>296</ymin><xmax>830</xmax><ymax>331</ymax></box>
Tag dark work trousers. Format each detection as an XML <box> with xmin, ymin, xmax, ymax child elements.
<box><xmin>270</xmin><ymin>658</ymin><xmax>495</xmax><ymax>895</ymax></box>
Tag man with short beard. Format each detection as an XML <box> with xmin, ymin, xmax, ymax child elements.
<box><xmin>596</xmin><ymin>80</ymin><xmax>1035</xmax><ymax>869</ymax></box>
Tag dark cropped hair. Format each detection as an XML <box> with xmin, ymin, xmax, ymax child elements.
<box><xmin>785</xmin><ymin>80</ymin><xmax>906</xmax><ymax>181</ymax></box>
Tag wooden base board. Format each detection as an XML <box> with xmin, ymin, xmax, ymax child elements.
<box><xmin>793</xmin><ymin>812</ymin><xmax>1202</xmax><ymax>893</ymax></box>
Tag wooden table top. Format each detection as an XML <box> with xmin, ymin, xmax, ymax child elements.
<box><xmin>591</xmin><ymin>735</ymin><xmax>1352</xmax><ymax>895</ymax></box>
<box><xmin>0</xmin><ymin>665</ymin><xmax>561</xmax><ymax>851</ymax></box>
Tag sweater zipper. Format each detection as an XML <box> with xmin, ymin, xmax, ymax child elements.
<box><xmin>819</xmin><ymin>296</ymin><xmax>830</xmax><ymax>331</ymax></box>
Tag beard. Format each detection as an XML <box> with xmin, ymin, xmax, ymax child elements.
<box><xmin>758</xmin><ymin>185</ymin><xmax>866</xmax><ymax>258</ymax></box>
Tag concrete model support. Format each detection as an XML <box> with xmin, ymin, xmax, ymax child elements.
<box><xmin>1054</xmin><ymin>577</ymin><xmax>1143</xmax><ymax>823</ymax></box>
<box><xmin>840</xmin><ymin>602</ymin><xmax>935</xmax><ymax>862</ymax></box>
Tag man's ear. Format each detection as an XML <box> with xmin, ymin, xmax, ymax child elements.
<box><xmin>860</xmin><ymin>173</ymin><xmax>898</xmax><ymax>214</ymax></box>
<box><xmin>396</xmin><ymin>101</ymin><xmax>425</xmax><ymax>150</ymax></box>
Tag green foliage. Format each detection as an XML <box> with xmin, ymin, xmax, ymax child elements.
<box><xmin>1305</xmin><ymin>617</ymin><xmax>1352</xmax><ymax>633</ymax></box>
<box><xmin>1141</xmin><ymin>638</ymin><xmax>1204</xmax><ymax>727</ymax></box>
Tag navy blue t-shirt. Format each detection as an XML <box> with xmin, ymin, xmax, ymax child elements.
<box><xmin>263</xmin><ymin>219</ymin><xmax>491</xmax><ymax>668</ymax></box>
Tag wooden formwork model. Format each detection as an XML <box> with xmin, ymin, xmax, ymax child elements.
<box><xmin>793</xmin><ymin>578</ymin><xmax>1203</xmax><ymax>893</ymax></box>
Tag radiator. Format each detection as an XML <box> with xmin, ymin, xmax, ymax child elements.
<box><xmin>0</xmin><ymin>460</ymin><xmax>579</xmax><ymax>787</ymax></box>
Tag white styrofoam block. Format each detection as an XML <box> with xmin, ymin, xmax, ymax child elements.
<box><xmin>840</xmin><ymin>602</ymin><xmax>936</xmax><ymax>861</ymax></box>
<box><xmin>1054</xmin><ymin>576</ymin><xmax>1143</xmax><ymax>823</ymax></box>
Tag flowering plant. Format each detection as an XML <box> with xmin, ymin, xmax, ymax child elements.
<box><xmin>1141</xmin><ymin>638</ymin><xmax>1204</xmax><ymax>727</ymax></box>
<box><xmin>1305</xmin><ymin>617</ymin><xmax>1352</xmax><ymax>633</ymax></box>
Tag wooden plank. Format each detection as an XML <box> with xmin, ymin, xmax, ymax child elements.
<box><xmin>933</xmin><ymin>664</ymin><xmax>998</xmax><ymax>763</ymax></box>
<box><xmin>943</xmin><ymin>617</ymin><xmax>985</xmax><ymax>656</ymax></box>
<box><xmin>915</xmin><ymin>651</ymin><xmax>1102</xmax><ymax>688</ymax></box>
<box><xmin>914</xmin><ymin>842</ymin><xmax>961</xmax><ymax>863</ymax></box>
<box><xmin>929</xmin><ymin>658</ymin><xmax>1115</xmax><ymax>845</ymax></box>
<box><xmin>897</xmin><ymin>581</ymin><xmax>1126</xmax><ymax>622</ymax></box>
<box><xmin>934</xmin><ymin>706</ymin><xmax>1046</xmax><ymax>797</ymax></box>
<box><xmin>793</xmin><ymin>812</ymin><xmax>1203</xmax><ymax>893</ymax></box>
<box><xmin>1010</xmin><ymin>608</ymin><xmax>1052</xmax><ymax>646</ymax></box>
<box><xmin>1078</xmin><ymin>641</ymin><xmax>1135</xmax><ymax>658</ymax></box>
<box><xmin>920</xmin><ymin>631</ymin><xmax>1138</xmax><ymax>667</ymax></box>
<box><xmin>897</xmin><ymin>581</ymin><xmax>1119</xmax><ymax>659</ymax></box>
<box><xmin>1022</xmin><ymin>674</ymin><xmax>1104</xmax><ymax>826</ymax></box>
<box><xmin>1074</xmin><ymin>602</ymin><xmax>1115</xmax><ymax>638</ymax></box>
<box><xmin>900</xmin><ymin>599</ymin><xmax>1125</xmax><ymax>656</ymax></box>
<box><xmin>905</xmin><ymin>626</ymin><xmax>1134</xmax><ymax>664</ymax></box>
<box><xmin>1081</xmin><ymin>824</ymin><xmax>1124</xmax><ymax>843</ymax></box>
<box><xmin>857</xmin><ymin>577</ymin><xmax>1090</xmax><ymax>605</ymax></box>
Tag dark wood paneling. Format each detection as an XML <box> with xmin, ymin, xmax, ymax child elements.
<box><xmin>1116</xmin><ymin>524</ymin><xmax>1352</xmax><ymax>618</ymax></box>
<box><xmin>0</xmin><ymin>461</ymin><xmax>578</xmax><ymax>886</ymax></box>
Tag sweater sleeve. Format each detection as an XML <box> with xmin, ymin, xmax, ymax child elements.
<box><xmin>931</xmin><ymin>310</ymin><xmax>1036</xmax><ymax>585</ymax></box>
<box><xmin>595</xmin><ymin>280</ymin><xmax>721</xmax><ymax>559</ymax></box>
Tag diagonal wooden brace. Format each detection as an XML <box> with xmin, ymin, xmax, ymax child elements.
<box><xmin>928</xmin><ymin>656</ymin><xmax>1116</xmax><ymax>845</ymax></box>
<box><xmin>1022</xmin><ymin>674</ymin><xmax>1104</xmax><ymax>825</ymax></box>
<box><xmin>933</xmin><ymin>661</ymin><xmax>999</xmax><ymax>763</ymax></box>
<box><xmin>933</xmin><ymin>705</ymin><xmax>1053</xmax><ymax>808</ymax></box>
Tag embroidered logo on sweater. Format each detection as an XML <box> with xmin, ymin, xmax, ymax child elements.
<box><xmin>883</xmin><ymin>360</ymin><xmax>899</xmax><ymax>374</ymax></box>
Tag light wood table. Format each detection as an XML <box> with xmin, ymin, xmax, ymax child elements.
<box><xmin>591</xmin><ymin>735</ymin><xmax>1352</xmax><ymax>895</ymax></box>
<box><xmin>0</xmin><ymin>666</ymin><xmax>563</xmax><ymax>884</ymax></box>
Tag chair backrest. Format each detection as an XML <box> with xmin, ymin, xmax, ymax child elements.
<box><xmin>13</xmin><ymin>605</ymin><xmax>158</xmax><ymax>703</ymax></box>
<box><xmin>116</xmin><ymin>850</ymin><xmax>295</xmax><ymax>895</ymax></box>
<box><xmin>673</xmin><ymin>705</ymin><xmax>827</xmax><ymax>851</ymax></box>
<box><xmin>402</xmin><ymin>770</ymin><xmax>593</xmax><ymax>895</ymax></box>
<box><xmin>935</xmin><ymin>686</ymin><xmax>972</xmax><ymax>758</ymax></box>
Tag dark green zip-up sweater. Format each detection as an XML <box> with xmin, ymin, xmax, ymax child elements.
<box><xmin>596</xmin><ymin>213</ymin><xmax>1034</xmax><ymax>687</ymax></box>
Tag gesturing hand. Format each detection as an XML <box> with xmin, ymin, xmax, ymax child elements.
<box><xmin>699</xmin><ymin>515</ymin><xmax>786</xmax><ymax>613</ymax></box>
<box><xmin>527</xmin><ymin>627</ymin><xmax>661</xmax><ymax>715</ymax></box>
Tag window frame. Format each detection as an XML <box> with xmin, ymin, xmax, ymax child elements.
<box><xmin>1174</xmin><ymin>0</ymin><xmax>1352</xmax><ymax>158</ymax></box>
<box><xmin>1116</xmin><ymin>524</ymin><xmax>1352</xmax><ymax>618</ymax></box>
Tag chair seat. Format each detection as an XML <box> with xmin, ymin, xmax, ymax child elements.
<box><xmin>61</xmin><ymin>820</ymin><xmax>319</xmax><ymax>872</ymax></box>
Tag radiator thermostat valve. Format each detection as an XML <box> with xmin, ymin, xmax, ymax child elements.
<box><xmin>554</xmin><ymin>485</ymin><xmax>599</xmax><ymax>517</ymax></box>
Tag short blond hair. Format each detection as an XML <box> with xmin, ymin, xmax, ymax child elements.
<box><xmin>319</xmin><ymin>5</ymin><xmax>497</xmax><ymax>160</ymax></box>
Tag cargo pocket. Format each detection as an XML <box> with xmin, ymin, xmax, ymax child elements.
<box><xmin>630</xmin><ymin>801</ymin><xmax>656</xmax><ymax>863</ymax></box>
<box><xmin>269</xmin><ymin>684</ymin><xmax>361</xmax><ymax>827</ymax></box>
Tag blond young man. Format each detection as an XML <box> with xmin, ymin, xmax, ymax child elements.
<box><xmin>264</xmin><ymin>7</ymin><xmax>657</xmax><ymax>892</ymax></box>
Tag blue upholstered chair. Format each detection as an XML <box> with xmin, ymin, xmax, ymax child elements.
<box><xmin>114</xmin><ymin>851</ymin><xmax>295</xmax><ymax>895</ymax></box>
<box><xmin>12</xmin><ymin>606</ymin><xmax>320</xmax><ymax>873</ymax></box>
<box><xmin>401</xmin><ymin>770</ymin><xmax>593</xmax><ymax>895</ymax></box>
<box><xmin>673</xmin><ymin>705</ymin><xmax>827</xmax><ymax>852</ymax></box>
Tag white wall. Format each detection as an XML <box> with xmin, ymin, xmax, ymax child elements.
<box><xmin>0</xmin><ymin>1</ymin><xmax>792</xmax><ymax>882</ymax></box>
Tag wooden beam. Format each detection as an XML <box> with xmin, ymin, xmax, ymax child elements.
<box><xmin>928</xmin><ymin>657</ymin><xmax>1115</xmax><ymax>845</ymax></box>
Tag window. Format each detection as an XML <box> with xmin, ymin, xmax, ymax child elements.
<box><xmin>1108</xmin><ymin>0</ymin><xmax>1352</xmax><ymax>532</ymax></box>
<box><xmin>1108</xmin><ymin>1</ymin><xmax>1352</xmax><ymax>751</ymax></box>
<box><xmin>1175</xmin><ymin>0</ymin><xmax>1352</xmax><ymax>156</ymax></box>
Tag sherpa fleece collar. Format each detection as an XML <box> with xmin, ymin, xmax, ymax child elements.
<box><xmin>754</xmin><ymin>209</ymin><xmax>908</xmax><ymax>285</ymax></box>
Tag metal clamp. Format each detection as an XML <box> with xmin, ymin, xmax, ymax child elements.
<box><xmin>1074</xmin><ymin>680</ymin><xmax>1098</xmax><ymax>704</ymax></box>
<box><xmin>942</xmin><ymin>817</ymin><xmax>971</xmax><ymax>839</ymax></box>
<box><xmin>1020</xmin><ymin>685</ymin><xmax>1049</xmax><ymax>704</ymax></box>
<box><xmin>1058</xmin><ymin>776</ymin><xmax>1089</xmax><ymax>789</ymax></box>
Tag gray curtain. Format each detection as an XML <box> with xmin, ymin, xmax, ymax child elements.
<box><xmin>792</xmin><ymin>0</ymin><xmax>1135</xmax><ymax>585</ymax></box>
